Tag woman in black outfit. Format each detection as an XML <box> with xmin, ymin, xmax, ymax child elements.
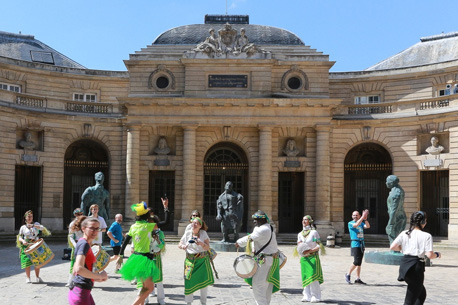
<box><xmin>390</xmin><ymin>211</ymin><xmax>441</xmax><ymax>305</ymax></box>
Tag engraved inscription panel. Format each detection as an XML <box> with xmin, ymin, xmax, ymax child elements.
<box><xmin>208</xmin><ymin>75</ymin><xmax>248</xmax><ymax>88</ymax></box>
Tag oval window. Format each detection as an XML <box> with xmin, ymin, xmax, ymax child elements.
<box><xmin>287</xmin><ymin>77</ymin><xmax>301</xmax><ymax>90</ymax></box>
<box><xmin>156</xmin><ymin>76</ymin><xmax>169</xmax><ymax>89</ymax></box>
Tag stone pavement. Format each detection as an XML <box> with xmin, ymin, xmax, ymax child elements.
<box><xmin>1</xmin><ymin>241</ymin><xmax>457</xmax><ymax>305</ymax></box>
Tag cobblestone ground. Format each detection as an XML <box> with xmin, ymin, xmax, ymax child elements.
<box><xmin>1</xmin><ymin>241</ymin><xmax>457</xmax><ymax>305</ymax></box>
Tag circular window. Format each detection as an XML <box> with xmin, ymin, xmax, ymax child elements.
<box><xmin>287</xmin><ymin>77</ymin><xmax>302</xmax><ymax>90</ymax></box>
<box><xmin>156</xmin><ymin>76</ymin><xmax>169</xmax><ymax>89</ymax></box>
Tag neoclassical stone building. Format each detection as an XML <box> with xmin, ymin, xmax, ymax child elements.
<box><xmin>0</xmin><ymin>16</ymin><xmax>456</xmax><ymax>240</ymax></box>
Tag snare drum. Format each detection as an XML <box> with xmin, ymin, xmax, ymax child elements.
<box><xmin>297</xmin><ymin>242</ymin><xmax>312</xmax><ymax>257</ymax></box>
<box><xmin>233</xmin><ymin>254</ymin><xmax>258</xmax><ymax>279</ymax></box>
<box><xmin>278</xmin><ymin>251</ymin><xmax>287</xmax><ymax>269</ymax></box>
<box><xmin>25</xmin><ymin>238</ymin><xmax>55</xmax><ymax>268</ymax></box>
<box><xmin>91</xmin><ymin>245</ymin><xmax>110</xmax><ymax>272</ymax></box>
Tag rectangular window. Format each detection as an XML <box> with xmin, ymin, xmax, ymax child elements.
<box><xmin>355</xmin><ymin>95</ymin><xmax>380</xmax><ymax>104</ymax></box>
<box><xmin>0</xmin><ymin>82</ymin><xmax>21</xmax><ymax>93</ymax></box>
<box><xmin>73</xmin><ymin>93</ymin><xmax>97</xmax><ymax>102</ymax></box>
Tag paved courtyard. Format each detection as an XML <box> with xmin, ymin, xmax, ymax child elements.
<box><xmin>1</xmin><ymin>240</ymin><xmax>457</xmax><ymax>305</ymax></box>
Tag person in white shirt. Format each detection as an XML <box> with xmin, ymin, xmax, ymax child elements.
<box><xmin>89</xmin><ymin>204</ymin><xmax>107</xmax><ymax>245</ymax></box>
<box><xmin>236</xmin><ymin>210</ymin><xmax>280</xmax><ymax>305</ymax></box>
<box><xmin>390</xmin><ymin>211</ymin><xmax>441</xmax><ymax>305</ymax></box>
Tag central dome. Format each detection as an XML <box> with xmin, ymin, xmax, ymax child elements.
<box><xmin>153</xmin><ymin>15</ymin><xmax>304</xmax><ymax>46</ymax></box>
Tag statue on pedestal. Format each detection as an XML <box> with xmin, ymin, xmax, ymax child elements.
<box><xmin>81</xmin><ymin>172</ymin><xmax>110</xmax><ymax>222</ymax></box>
<box><xmin>385</xmin><ymin>175</ymin><xmax>406</xmax><ymax>244</ymax></box>
<box><xmin>216</xmin><ymin>181</ymin><xmax>244</xmax><ymax>242</ymax></box>
<box><xmin>425</xmin><ymin>136</ymin><xmax>444</xmax><ymax>155</ymax></box>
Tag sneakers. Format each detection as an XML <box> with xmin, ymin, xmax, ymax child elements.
<box><xmin>26</xmin><ymin>278</ymin><xmax>32</xmax><ymax>284</ymax></box>
<box><xmin>310</xmin><ymin>296</ymin><xmax>320</xmax><ymax>303</ymax></box>
<box><xmin>301</xmin><ymin>296</ymin><xmax>310</xmax><ymax>302</ymax></box>
<box><xmin>345</xmin><ymin>273</ymin><xmax>351</xmax><ymax>284</ymax></box>
<box><xmin>354</xmin><ymin>278</ymin><xmax>367</xmax><ymax>285</ymax></box>
<box><xmin>36</xmin><ymin>277</ymin><xmax>44</xmax><ymax>283</ymax></box>
<box><xmin>158</xmin><ymin>300</ymin><xmax>166</xmax><ymax>305</ymax></box>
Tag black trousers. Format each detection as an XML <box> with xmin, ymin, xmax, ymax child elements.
<box><xmin>403</xmin><ymin>261</ymin><xmax>426</xmax><ymax>305</ymax></box>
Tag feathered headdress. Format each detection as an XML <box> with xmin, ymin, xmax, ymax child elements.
<box><xmin>131</xmin><ymin>201</ymin><xmax>150</xmax><ymax>216</ymax></box>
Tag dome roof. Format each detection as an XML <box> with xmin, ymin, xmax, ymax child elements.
<box><xmin>0</xmin><ymin>31</ymin><xmax>86</xmax><ymax>69</ymax></box>
<box><xmin>153</xmin><ymin>24</ymin><xmax>304</xmax><ymax>46</ymax></box>
<box><xmin>366</xmin><ymin>31</ymin><xmax>458</xmax><ymax>71</ymax></box>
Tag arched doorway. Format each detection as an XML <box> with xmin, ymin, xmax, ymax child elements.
<box><xmin>203</xmin><ymin>143</ymin><xmax>249</xmax><ymax>232</ymax></box>
<box><xmin>63</xmin><ymin>139</ymin><xmax>109</xmax><ymax>229</ymax></box>
<box><xmin>344</xmin><ymin>143</ymin><xmax>392</xmax><ymax>234</ymax></box>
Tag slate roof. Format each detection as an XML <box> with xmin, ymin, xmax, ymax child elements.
<box><xmin>153</xmin><ymin>24</ymin><xmax>304</xmax><ymax>46</ymax></box>
<box><xmin>0</xmin><ymin>31</ymin><xmax>86</xmax><ymax>69</ymax></box>
<box><xmin>366</xmin><ymin>31</ymin><xmax>458</xmax><ymax>71</ymax></box>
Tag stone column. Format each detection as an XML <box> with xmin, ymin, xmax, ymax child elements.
<box><xmin>258</xmin><ymin>126</ymin><xmax>273</xmax><ymax>218</ymax></box>
<box><xmin>178</xmin><ymin>126</ymin><xmax>197</xmax><ymax>236</ymax></box>
<box><xmin>125</xmin><ymin>126</ymin><xmax>140</xmax><ymax>217</ymax></box>
<box><xmin>314</xmin><ymin>125</ymin><xmax>333</xmax><ymax>236</ymax></box>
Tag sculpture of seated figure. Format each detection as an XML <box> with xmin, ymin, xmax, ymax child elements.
<box><xmin>154</xmin><ymin>137</ymin><xmax>171</xmax><ymax>155</ymax></box>
<box><xmin>425</xmin><ymin>136</ymin><xmax>444</xmax><ymax>155</ymax></box>
<box><xmin>283</xmin><ymin>139</ymin><xmax>300</xmax><ymax>157</ymax></box>
<box><xmin>234</xmin><ymin>28</ymin><xmax>257</xmax><ymax>55</ymax></box>
<box><xmin>18</xmin><ymin>132</ymin><xmax>36</xmax><ymax>150</ymax></box>
<box><xmin>194</xmin><ymin>28</ymin><xmax>222</xmax><ymax>56</ymax></box>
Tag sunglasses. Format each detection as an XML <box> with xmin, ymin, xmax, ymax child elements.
<box><xmin>86</xmin><ymin>227</ymin><xmax>101</xmax><ymax>232</ymax></box>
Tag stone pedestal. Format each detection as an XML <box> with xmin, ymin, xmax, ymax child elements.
<box><xmin>210</xmin><ymin>241</ymin><xmax>242</xmax><ymax>252</ymax></box>
<box><xmin>365</xmin><ymin>250</ymin><xmax>403</xmax><ymax>265</ymax></box>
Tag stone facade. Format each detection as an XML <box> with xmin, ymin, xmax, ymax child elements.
<box><xmin>0</xmin><ymin>19</ymin><xmax>457</xmax><ymax>242</ymax></box>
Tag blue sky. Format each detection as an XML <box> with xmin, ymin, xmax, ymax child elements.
<box><xmin>2</xmin><ymin>0</ymin><xmax>456</xmax><ymax>72</ymax></box>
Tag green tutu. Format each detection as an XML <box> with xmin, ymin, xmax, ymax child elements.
<box><xmin>119</xmin><ymin>253</ymin><xmax>160</xmax><ymax>282</ymax></box>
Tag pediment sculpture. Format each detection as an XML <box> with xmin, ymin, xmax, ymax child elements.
<box><xmin>185</xmin><ymin>24</ymin><xmax>271</xmax><ymax>59</ymax></box>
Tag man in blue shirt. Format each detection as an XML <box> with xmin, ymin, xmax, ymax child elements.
<box><xmin>345</xmin><ymin>209</ymin><xmax>370</xmax><ymax>284</ymax></box>
<box><xmin>107</xmin><ymin>214</ymin><xmax>123</xmax><ymax>271</ymax></box>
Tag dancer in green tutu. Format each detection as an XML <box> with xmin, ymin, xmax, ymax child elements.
<box><xmin>118</xmin><ymin>202</ymin><xmax>160</xmax><ymax>305</ymax></box>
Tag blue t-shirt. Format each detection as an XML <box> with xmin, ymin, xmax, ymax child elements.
<box><xmin>348</xmin><ymin>220</ymin><xmax>365</xmax><ymax>248</ymax></box>
<box><xmin>108</xmin><ymin>221</ymin><xmax>123</xmax><ymax>247</ymax></box>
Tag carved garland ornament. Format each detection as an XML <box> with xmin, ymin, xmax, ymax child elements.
<box><xmin>148</xmin><ymin>65</ymin><xmax>176</xmax><ymax>91</ymax></box>
<box><xmin>281</xmin><ymin>65</ymin><xmax>309</xmax><ymax>92</ymax></box>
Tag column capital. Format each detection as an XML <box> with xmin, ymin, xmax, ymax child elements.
<box><xmin>314</xmin><ymin>124</ymin><xmax>331</xmax><ymax>132</ymax></box>
<box><xmin>258</xmin><ymin>124</ymin><xmax>274</xmax><ymax>132</ymax></box>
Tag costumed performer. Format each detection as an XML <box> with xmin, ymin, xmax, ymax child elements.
<box><xmin>67</xmin><ymin>208</ymin><xmax>85</xmax><ymax>286</ymax></box>
<box><xmin>390</xmin><ymin>211</ymin><xmax>441</xmax><ymax>305</ymax></box>
<box><xmin>179</xmin><ymin>217</ymin><xmax>214</xmax><ymax>305</ymax></box>
<box><xmin>17</xmin><ymin>210</ymin><xmax>51</xmax><ymax>283</ymax></box>
<box><xmin>118</xmin><ymin>202</ymin><xmax>160</xmax><ymax>305</ymax></box>
<box><xmin>68</xmin><ymin>217</ymin><xmax>108</xmax><ymax>305</ymax></box>
<box><xmin>235</xmin><ymin>210</ymin><xmax>280</xmax><ymax>305</ymax></box>
<box><xmin>295</xmin><ymin>215</ymin><xmax>325</xmax><ymax>303</ymax></box>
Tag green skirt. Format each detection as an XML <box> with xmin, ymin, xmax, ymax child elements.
<box><xmin>119</xmin><ymin>253</ymin><xmax>160</xmax><ymax>283</ymax></box>
<box><xmin>300</xmin><ymin>253</ymin><xmax>324</xmax><ymax>287</ymax></box>
<box><xmin>184</xmin><ymin>256</ymin><xmax>214</xmax><ymax>295</ymax></box>
<box><xmin>20</xmin><ymin>245</ymin><xmax>33</xmax><ymax>269</ymax></box>
<box><xmin>244</xmin><ymin>257</ymin><xmax>280</xmax><ymax>293</ymax></box>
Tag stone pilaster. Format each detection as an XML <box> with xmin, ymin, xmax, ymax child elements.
<box><xmin>125</xmin><ymin>126</ymin><xmax>140</xmax><ymax>216</ymax></box>
<box><xmin>258</xmin><ymin>125</ymin><xmax>273</xmax><ymax>218</ymax></box>
<box><xmin>178</xmin><ymin>126</ymin><xmax>197</xmax><ymax>235</ymax></box>
<box><xmin>314</xmin><ymin>125</ymin><xmax>334</xmax><ymax>236</ymax></box>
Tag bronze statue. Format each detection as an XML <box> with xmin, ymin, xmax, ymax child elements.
<box><xmin>386</xmin><ymin>175</ymin><xmax>406</xmax><ymax>244</ymax></box>
<box><xmin>216</xmin><ymin>181</ymin><xmax>244</xmax><ymax>242</ymax></box>
<box><xmin>81</xmin><ymin>172</ymin><xmax>110</xmax><ymax>222</ymax></box>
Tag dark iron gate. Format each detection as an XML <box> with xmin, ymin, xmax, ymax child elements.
<box><xmin>203</xmin><ymin>144</ymin><xmax>248</xmax><ymax>232</ymax></box>
<box><xmin>344</xmin><ymin>143</ymin><xmax>392</xmax><ymax>234</ymax></box>
<box><xmin>278</xmin><ymin>172</ymin><xmax>304</xmax><ymax>233</ymax></box>
<box><xmin>421</xmin><ymin>170</ymin><xmax>449</xmax><ymax>236</ymax></box>
<box><xmin>15</xmin><ymin>165</ymin><xmax>42</xmax><ymax>230</ymax></box>
<box><xmin>63</xmin><ymin>140</ymin><xmax>109</xmax><ymax>229</ymax></box>
<box><xmin>149</xmin><ymin>171</ymin><xmax>175</xmax><ymax>232</ymax></box>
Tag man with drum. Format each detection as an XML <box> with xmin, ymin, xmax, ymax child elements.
<box><xmin>345</xmin><ymin>209</ymin><xmax>370</xmax><ymax>285</ymax></box>
<box><xmin>235</xmin><ymin>210</ymin><xmax>280</xmax><ymax>305</ymax></box>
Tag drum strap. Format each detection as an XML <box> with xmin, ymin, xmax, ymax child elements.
<box><xmin>254</xmin><ymin>225</ymin><xmax>273</xmax><ymax>256</ymax></box>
